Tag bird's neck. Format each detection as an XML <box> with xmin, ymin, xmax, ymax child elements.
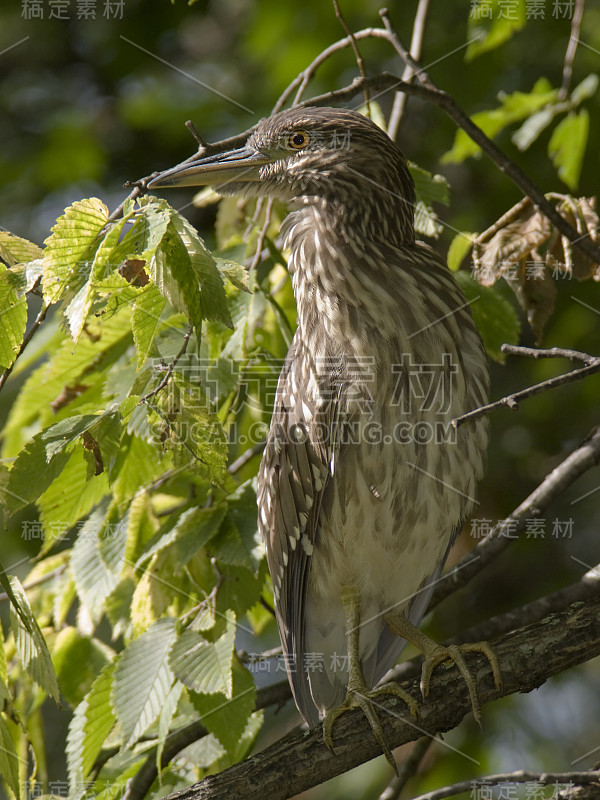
<box><xmin>282</xmin><ymin>198</ymin><xmax>413</xmax><ymax>349</ymax></box>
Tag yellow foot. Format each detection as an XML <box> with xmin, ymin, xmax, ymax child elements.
<box><xmin>323</xmin><ymin>683</ymin><xmax>418</xmax><ymax>774</ymax></box>
<box><xmin>420</xmin><ymin>641</ymin><xmax>503</xmax><ymax>727</ymax></box>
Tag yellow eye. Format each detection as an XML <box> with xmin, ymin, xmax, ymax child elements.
<box><xmin>288</xmin><ymin>130</ymin><xmax>310</xmax><ymax>150</ymax></box>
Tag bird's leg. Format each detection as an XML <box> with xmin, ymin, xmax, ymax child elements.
<box><xmin>384</xmin><ymin>613</ymin><xmax>502</xmax><ymax>727</ymax></box>
<box><xmin>323</xmin><ymin>589</ymin><xmax>418</xmax><ymax>773</ymax></box>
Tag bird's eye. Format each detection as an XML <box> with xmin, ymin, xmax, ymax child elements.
<box><xmin>288</xmin><ymin>130</ymin><xmax>310</xmax><ymax>150</ymax></box>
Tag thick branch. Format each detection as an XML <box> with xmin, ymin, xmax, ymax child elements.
<box><xmin>159</xmin><ymin>596</ymin><xmax>600</xmax><ymax>800</ymax></box>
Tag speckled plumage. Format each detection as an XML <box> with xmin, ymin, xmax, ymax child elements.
<box><xmin>150</xmin><ymin>106</ymin><xmax>489</xmax><ymax>730</ymax></box>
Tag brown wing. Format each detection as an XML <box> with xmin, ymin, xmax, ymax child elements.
<box><xmin>257</xmin><ymin>334</ymin><xmax>340</xmax><ymax>727</ymax></box>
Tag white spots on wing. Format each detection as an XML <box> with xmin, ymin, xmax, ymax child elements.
<box><xmin>301</xmin><ymin>534</ymin><xmax>313</xmax><ymax>556</ymax></box>
<box><xmin>312</xmin><ymin>463</ymin><xmax>323</xmax><ymax>491</ymax></box>
<box><xmin>302</xmin><ymin>400</ymin><xmax>313</xmax><ymax>421</ymax></box>
<box><xmin>282</xmin><ymin>550</ymin><xmax>288</xmax><ymax>566</ymax></box>
<box><xmin>298</xmin><ymin>511</ymin><xmax>308</xmax><ymax>529</ymax></box>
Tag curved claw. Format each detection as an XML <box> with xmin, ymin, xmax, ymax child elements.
<box><xmin>420</xmin><ymin>642</ymin><xmax>503</xmax><ymax>727</ymax></box>
<box><xmin>323</xmin><ymin>683</ymin><xmax>418</xmax><ymax>774</ymax></box>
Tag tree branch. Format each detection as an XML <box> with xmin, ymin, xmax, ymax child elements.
<box><xmin>430</xmin><ymin>425</ymin><xmax>600</xmax><ymax>607</ymax></box>
<box><xmin>411</xmin><ymin>768</ymin><xmax>600</xmax><ymax>800</ymax></box>
<box><xmin>156</xmin><ymin>596</ymin><xmax>600</xmax><ymax>800</ymax></box>
<box><xmin>452</xmin><ymin>346</ymin><xmax>600</xmax><ymax>428</ymax></box>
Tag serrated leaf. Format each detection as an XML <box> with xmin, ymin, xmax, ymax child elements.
<box><xmin>136</xmin><ymin>505</ymin><xmax>225</xmax><ymax>569</ymax></box>
<box><xmin>42</xmin><ymin>198</ymin><xmax>109</xmax><ymax>304</ymax></box>
<box><xmin>70</xmin><ymin>504</ymin><xmax>126</xmax><ymax>622</ymax></box>
<box><xmin>455</xmin><ymin>271</ymin><xmax>520</xmax><ymax>362</ymax></box>
<box><xmin>1</xmin><ymin>570</ymin><xmax>60</xmax><ymax>701</ymax></box>
<box><xmin>548</xmin><ymin>110</ymin><xmax>589</xmax><ymax>190</ymax></box>
<box><xmin>67</xmin><ymin>663</ymin><xmax>116</xmax><ymax>793</ymax></box>
<box><xmin>0</xmin><ymin>264</ymin><xmax>27</xmax><ymax>369</ymax></box>
<box><xmin>112</xmin><ymin>617</ymin><xmax>177</xmax><ymax>748</ymax></box>
<box><xmin>214</xmin><ymin>258</ymin><xmax>251</xmax><ymax>292</ymax></box>
<box><xmin>0</xmin><ymin>231</ymin><xmax>43</xmax><ymax>266</ymax></box>
<box><xmin>190</xmin><ymin>659</ymin><xmax>256</xmax><ymax>755</ymax></box>
<box><xmin>38</xmin><ymin>448</ymin><xmax>109</xmax><ymax>548</ymax></box>
<box><xmin>169</xmin><ymin>610</ymin><xmax>236</xmax><ymax>698</ymax></box>
<box><xmin>132</xmin><ymin>285</ymin><xmax>167</xmax><ymax>368</ymax></box>
<box><xmin>447</xmin><ymin>233</ymin><xmax>476</xmax><ymax>272</ymax></box>
<box><xmin>65</xmin><ymin>213</ymin><xmax>133</xmax><ymax>342</ymax></box>
<box><xmin>0</xmin><ymin>715</ymin><xmax>20</xmax><ymax>798</ymax></box>
<box><xmin>466</xmin><ymin>0</ymin><xmax>526</xmax><ymax>61</ymax></box>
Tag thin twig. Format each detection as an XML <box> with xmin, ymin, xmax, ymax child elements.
<box><xmin>558</xmin><ymin>0</ymin><xmax>586</xmax><ymax>101</ymax></box>
<box><xmin>386</xmin><ymin>2</ymin><xmax>430</xmax><ymax>140</ymax></box>
<box><xmin>138</xmin><ymin>324</ymin><xmax>194</xmax><ymax>405</ymax></box>
<box><xmin>249</xmin><ymin>198</ymin><xmax>274</xmax><ymax>272</ymax></box>
<box><xmin>452</xmin><ymin>346</ymin><xmax>600</xmax><ymax>428</ymax></box>
<box><xmin>0</xmin><ymin>564</ymin><xmax>68</xmax><ymax>602</ymax></box>
<box><xmin>449</xmin><ymin>560</ymin><xmax>600</xmax><ymax>646</ymax></box>
<box><xmin>379</xmin><ymin>736</ymin><xmax>433</xmax><ymax>800</ymax></box>
<box><xmin>228</xmin><ymin>440</ymin><xmax>267</xmax><ymax>474</ymax></box>
<box><xmin>0</xmin><ymin>302</ymin><xmax>48</xmax><ymax>393</ymax></box>
<box><xmin>332</xmin><ymin>0</ymin><xmax>370</xmax><ymax>115</ymax></box>
<box><xmin>410</xmin><ymin>769</ymin><xmax>600</xmax><ymax>800</ymax></box>
<box><xmin>185</xmin><ymin>120</ymin><xmax>208</xmax><ymax>148</ymax></box>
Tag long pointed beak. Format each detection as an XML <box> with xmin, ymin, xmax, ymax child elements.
<box><xmin>148</xmin><ymin>146</ymin><xmax>274</xmax><ymax>189</ymax></box>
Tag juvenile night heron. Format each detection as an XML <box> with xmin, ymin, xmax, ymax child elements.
<box><xmin>149</xmin><ymin>106</ymin><xmax>501</xmax><ymax>768</ymax></box>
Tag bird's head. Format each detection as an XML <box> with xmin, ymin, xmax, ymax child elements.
<box><xmin>149</xmin><ymin>107</ymin><xmax>415</xmax><ymax>239</ymax></box>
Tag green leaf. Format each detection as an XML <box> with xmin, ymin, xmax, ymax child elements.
<box><xmin>0</xmin><ymin>569</ymin><xmax>60</xmax><ymax>702</ymax></box>
<box><xmin>38</xmin><ymin>448</ymin><xmax>109</xmax><ymax>548</ymax></box>
<box><xmin>447</xmin><ymin>233</ymin><xmax>476</xmax><ymax>272</ymax></box>
<box><xmin>409</xmin><ymin>164</ymin><xmax>450</xmax><ymax>206</ymax></box>
<box><xmin>156</xmin><ymin>680</ymin><xmax>184</xmax><ymax>769</ymax></box>
<box><xmin>132</xmin><ymin>285</ymin><xmax>167</xmax><ymax>368</ymax></box>
<box><xmin>136</xmin><ymin>505</ymin><xmax>226</xmax><ymax>569</ymax></box>
<box><xmin>214</xmin><ymin>257</ymin><xmax>251</xmax><ymax>293</ymax></box>
<box><xmin>67</xmin><ymin>663</ymin><xmax>116</xmax><ymax>791</ymax></box>
<box><xmin>0</xmin><ymin>715</ymin><xmax>20</xmax><ymax>798</ymax></box>
<box><xmin>169</xmin><ymin>610</ymin><xmax>236</xmax><ymax>698</ymax></box>
<box><xmin>455</xmin><ymin>272</ymin><xmax>520</xmax><ymax>363</ymax></box>
<box><xmin>466</xmin><ymin>0</ymin><xmax>526</xmax><ymax>61</ymax></box>
<box><xmin>548</xmin><ymin>110</ymin><xmax>589</xmax><ymax>190</ymax></box>
<box><xmin>42</xmin><ymin>197</ymin><xmax>109</xmax><ymax>304</ymax></box>
<box><xmin>64</xmin><ymin>212</ymin><xmax>134</xmax><ymax>342</ymax></box>
<box><xmin>0</xmin><ymin>231</ymin><xmax>43</xmax><ymax>266</ymax></box>
<box><xmin>70</xmin><ymin>503</ymin><xmax>127</xmax><ymax>622</ymax></box>
<box><xmin>442</xmin><ymin>78</ymin><xmax>557</xmax><ymax>163</ymax></box>
<box><xmin>190</xmin><ymin>659</ymin><xmax>256</xmax><ymax>755</ymax></box>
<box><xmin>571</xmin><ymin>73</ymin><xmax>599</xmax><ymax>106</ymax></box>
<box><xmin>52</xmin><ymin>628</ymin><xmax>112</xmax><ymax>707</ymax></box>
<box><xmin>0</xmin><ymin>264</ymin><xmax>27</xmax><ymax>369</ymax></box>
<box><xmin>112</xmin><ymin>617</ymin><xmax>177</xmax><ymax>748</ymax></box>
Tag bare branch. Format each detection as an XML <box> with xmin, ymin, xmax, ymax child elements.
<box><xmin>332</xmin><ymin>0</ymin><xmax>370</xmax><ymax>114</ymax></box>
<box><xmin>452</xmin><ymin>347</ymin><xmax>600</xmax><ymax>428</ymax></box>
<box><xmin>0</xmin><ymin>302</ymin><xmax>48</xmax><ymax>393</ymax></box>
<box><xmin>138</xmin><ymin>324</ymin><xmax>194</xmax><ymax>405</ymax></box>
<box><xmin>430</xmin><ymin>425</ymin><xmax>600</xmax><ymax>607</ymax></box>
<box><xmin>378</xmin><ymin>737</ymin><xmax>433</xmax><ymax>800</ymax></box>
<box><xmin>410</xmin><ymin>768</ymin><xmax>600</xmax><ymax>800</ymax></box>
<box><xmin>382</xmin><ymin>2</ymin><xmax>431</xmax><ymax>140</ymax></box>
<box><xmin>558</xmin><ymin>0</ymin><xmax>586</xmax><ymax>101</ymax></box>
